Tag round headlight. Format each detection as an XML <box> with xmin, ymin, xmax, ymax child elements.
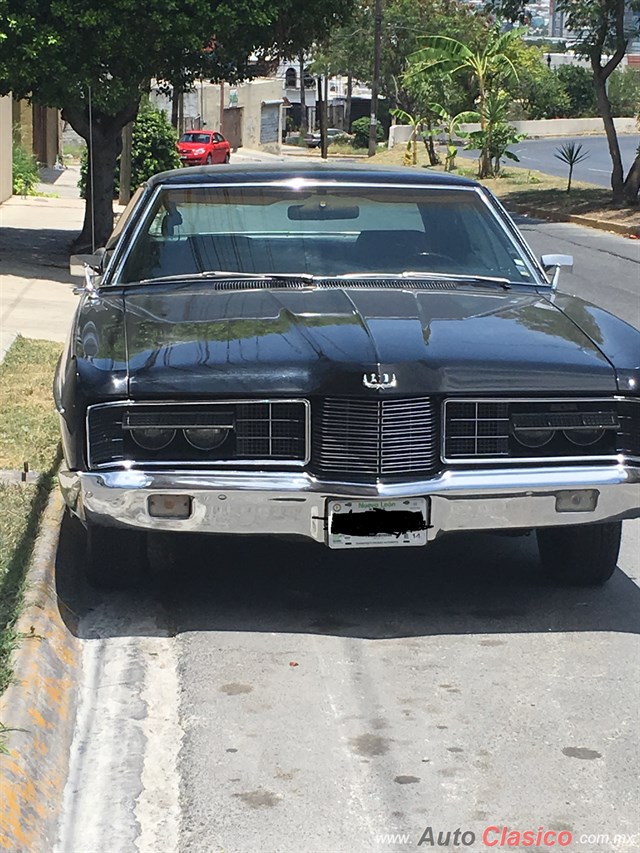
<box><xmin>563</xmin><ymin>428</ymin><xmax>605</xmax><ymax>447</ymax></box>
<box><xmin>513</xmin><ymin>428</ymin><xmax>554</xmax><ymax>448</ymax></box>
<box><xmin>131</xmin><ymin>427</ymin><xmax>176</xmax><ymax>451</ymax></box>
<box><xmin>184</xmin><ymin>427</ymin><xmax>229</xmax><ymax>450</ymax></box>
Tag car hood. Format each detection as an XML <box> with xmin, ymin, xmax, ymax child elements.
<box><xmin>177</xmin><ymin>142</ymin><xmax>209</xmax><ymax>150</ymax></box>
<box><xmin>113</xmin><ymin>285</ymin><xmax>618</xmax><ymax>398</ymax></box>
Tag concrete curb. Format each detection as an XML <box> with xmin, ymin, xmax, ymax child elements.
<box><xmin>507</xmin><ymin>202</ymin><xmax>640</xmax><ymax>238</ymax></box>
<box><xmin>0</xmin><ymin>332</ymin><xmax>17</xmax><ymax>366</ymax></box>
<box><xmin>0</xmin><ymin>489</ymin><xmax>79</xmax><ymax>853</ymax></box>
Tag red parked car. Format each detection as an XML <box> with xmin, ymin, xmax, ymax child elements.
<box><xmin>176</xmin><ymin>131</ymin><xmax>231</xmax><ymax>166</ymax></box>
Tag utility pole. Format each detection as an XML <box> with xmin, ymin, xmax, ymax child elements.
<box><xmin>368</xmin><ymin>0</ymin><xmax>383</xmax><ymax>157</ymax></box>
<box><xmin>299</xmin><ymin>53</ymin><xmax>307</xmax><ymax>138</ymax></box>
<box><xmin>322</xmin><ymin>74</ymin><xmax>329</xmax><ymax>159</ymax></box>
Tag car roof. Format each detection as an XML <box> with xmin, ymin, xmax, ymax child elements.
<box><xmin>148</xmin><ymin>161</ymin><xmax>479</xmax><ymax>189</ymax></box>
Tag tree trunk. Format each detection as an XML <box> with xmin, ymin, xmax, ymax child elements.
<box><xmin>63</xmin><ymin>99</ymin><xmax>139</xmax><ymax>251</ymax></box>
<box><xmin>299</xmin><ymin>53</ymin><xmax>307</xmax><ymax>137</ymax></box>
<box><xmin>623</xmin><ymin>151</ymin><xmax>640</xmax><ymax>204</ymax></box>
<box><xmin>424</xmin><ymin>119</ymin><xmax>438</xmax><ymax>166</ymax></box>
<box><xmin>592</xmin><ymin>63</ymin><xmax>624</xmax><ymax>203</ymax></box>
<box><xmin>171</xmin><ymin>88</ymin><xmax>179</xmax><ymax>129</ymax></box>
<box><xmin>345</xmin><ymin>71</ymin><xmax>353</xmax><ymax>131</ymax></box>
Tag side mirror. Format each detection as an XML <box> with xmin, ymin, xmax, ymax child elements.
<box><xmin>540</xmin><ymin>254</ymin><xmax>573</xmax><ymax>289</ymax></box>
<box><xmin>70</xmin><ymin>249</ymin><xmax>105</xmax><ymax>278</ymax></box>
<box><xmin>70</xmin><ymin>249</ymin><xmax>105</xmax><ymax>297</ymax></box>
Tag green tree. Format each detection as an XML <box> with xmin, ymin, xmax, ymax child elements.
<box><xmin>608</xmin><ymin>65</ymin><xmax>640</xmax><ymax>116</ymax></box>
<box><xmin>316</xmin><ymin>0</ymin><xmax>487</xmax><ymax>118</ymax></box>
<box><xmin>506</xmin><ymin>44</ymin><xmax>570</xmax><ymax>119</ymax></box>
<box><xmin>489</xmin><ymin>0</ymin><xmax>640</xmax><ymax>203</ymax></box>
<box><xmin>555</xmin><ymin>65</ymin><xmax>598</xmax><ymax>118</ymax></box>
<box><xmin>409</xmin><ymin>28</ymin><xmax>523</xmax><ymax>177</ymax></box>
<box><xmin>79</xmin><ymin>102</ymin><xmax>180</xmax><ymax>198</ymax></box>
<box><xmin>0</xmin><ymin>0</ymin><xmax>356</xmax><ymax>250</ymax></box>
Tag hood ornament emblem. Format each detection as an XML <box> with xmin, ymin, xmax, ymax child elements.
<box><xmin>362</xmin><ymin>372</ymin><xmax>397</xmax><ymax>390</ymax></box>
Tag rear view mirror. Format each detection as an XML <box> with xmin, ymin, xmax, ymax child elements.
<box><xmin>288</xmin><ymin>204</ymin><xmax>360</xmax><ymax>221</ymax></box>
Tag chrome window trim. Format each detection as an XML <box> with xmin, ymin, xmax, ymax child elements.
<box><xmin>86</xmin><ymin>398</ymin><xmax>311</xmax><ymax>470</ymax></box>
<box><xmin>106</xmin><ymin>180</ymin><xmax>548</xmax><ymax>287</ymax></box>
<box><xmin>442</xmin><ymin>396</ymin><xmax>639</xmax><ymax>465</ymax></box>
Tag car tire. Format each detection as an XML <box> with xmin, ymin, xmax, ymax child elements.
<box><xmin>206</xmin><ymin>154</ymin><xmax>213</xmax><ymax>165</ymax></box>
<box><xmin>224</xmin><ymin>153</ymin><xmax>230</xmax><ymax>163</ymax></box>
<box><xmin>85</xmin><ymin>522</ymin><xmax>148</xmax><ymax>589</ymax></box>
<box><xmin>536</xmin><ymin>521</ymin><xmax>621</xmax><ymax>586</ymax></box>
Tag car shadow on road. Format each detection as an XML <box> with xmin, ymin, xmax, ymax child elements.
<box><xmin>55</xmin><ymin>513</ymin><xmax>640</xmax><ymax>642</ymax></box>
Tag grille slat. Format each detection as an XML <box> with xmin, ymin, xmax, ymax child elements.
<box><xmin>313</xmin><ymin>397</ymin><xmax>438</xmax><ymax>478</ymax></box>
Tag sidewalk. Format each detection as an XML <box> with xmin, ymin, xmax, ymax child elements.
<box><xmin>0</xmin><ymin>167</ymin><xmax>84</xmax><ymax>353</ymax></box>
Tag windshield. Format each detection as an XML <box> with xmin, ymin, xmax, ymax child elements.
<box><xmin>117</xmin><ymin>184</ymin><xmax>540</xmax><ymax>285</ymax></box>
<box><xmin>179</xmin><ymin>133</ymin><xmax>211</xmax><ymax>144</ymax></box>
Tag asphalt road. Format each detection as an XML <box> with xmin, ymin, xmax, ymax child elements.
<box><xmin>516</xmin><ymin>215</ymin><xmax>640</xmax><ymax>329</ymax></box>
<box><xmin>488</xmin><ymin>135</ymin><xmax>639</xmax><ymax>188</ymax></box>
<box><xmin>53</xmin><ymin>219</ymin><xmax>640</xmax><ymax>853</ymax></box>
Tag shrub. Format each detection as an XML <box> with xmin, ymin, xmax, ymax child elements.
<box><xmin>80</xmin><ymin>102</ymin><xmax>180</xmax><ymax>198</ymax></box>
<box><xmin>128</xmin><ymin>104</ymin><xmax>180</xmax><ymax>189</ymax></box>
<box><xmin>351</xmin><ymin>116</ymin><xmax>384</xmax><ymax>148</ymax></box>
<box><xmin>608</xmin><ymin>67</ymin><xmax>640</xmax><ymax>117</ymax></box>
<box><xmin>555</xmin><ymin>65</ymin><xmax>598</xmax><ymax>118</ymax></box>
<box><xmin>12</xmin><ymin>138</ymin><xmax>39</xmax><ymax>196</ymax></box>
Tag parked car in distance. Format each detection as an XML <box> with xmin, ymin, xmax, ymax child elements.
<box><xmin>59</xmin><ymin>163</ymin><xmax>640</xmax><ymax>589</ymax></box>
<box><xmin>305</xmin><ymin>127</ymin><xmax>353</xmax><ymax>148</ymax></box>
<box><xmin>176</xmin><ymin>130</ymin><xmax>230</xmax><ymax>166</ymax></box>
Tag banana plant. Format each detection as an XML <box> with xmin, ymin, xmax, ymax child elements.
<box><xmin>390</xmin><ymin>108</ymin><xmax>428</xmax><ymax>166</ymax></box>
<box><xmin>463</xmin><ymin>90</ymin><xmax>525</xmax><ymax>177</ymax></box>
<box><xmin>409</xmin><ymin>28</ymin><xmax>522</xmax><ymax>178</ymax></box>
<box><xmin>428</xmin><ymin>104</ymin><xmax>480</xmax><ymax>171</ymax></box>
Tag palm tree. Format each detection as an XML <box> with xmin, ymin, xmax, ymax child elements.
<box><xmin>409</xmin><ymin>29</ymin><xmax>521</xmax><ymax>178</ymax></box>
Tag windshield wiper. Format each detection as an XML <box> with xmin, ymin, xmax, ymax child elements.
<box><xmin>331</xmin><ymin>271</ymin><xmax>512</xmax><ymax>289</ymax></box>
<box><xmin>400</xmin><ymin>271</ymin><xmax>512</xmax><ymax>290</ymax></box>
<box><xmin>137</xmin><ymin>271</ymin><xmax>318</xmax><ymax>285</ymax></box>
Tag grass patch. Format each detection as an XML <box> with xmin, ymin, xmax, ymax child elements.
<box><xmin>371</xmin><ymin>145</ymin><xmax>640</xmax><ymax>230</ymax></box>
<box><xmin>0</xmin><ymin>337</ymin><xmax>62</xmax><ymax>707</ymax></box>
<box><xmin>0</xmin><ymin>336</ymin><xmax>63</xmax><ymax>471</ymax></box>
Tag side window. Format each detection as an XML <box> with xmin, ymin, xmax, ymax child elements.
<box><xmin>214</xmin><ymin>133</ymin><xmax>224</xmax><ymax>143</ymax></box>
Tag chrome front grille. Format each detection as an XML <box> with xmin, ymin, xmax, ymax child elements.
<box><xmin>86</xmin><ymin>400</ymin><xmax>308</xmax><ymax>469</ymax></box>
<box><xmin>313</xmin><ymin>397</ymin><xmax>438</xmax><ymax>478</ymax></box>
<box><xmin>443</xmin><ymin>397</ymin><xmax>631</xmax><ymax>463</ymax></box>
<box><xmin>444</xmin><ymin>401</ymin><xmax>511</xmax><ymax>459</ymax></box>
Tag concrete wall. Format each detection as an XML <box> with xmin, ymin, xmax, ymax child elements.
<box><xmin>388</xmin><ymin>116</ymin><xmax>639</xmax><ymax>147</ymax></box>
<box><xmin>0</xmin><ymin>95</ymin><xmax>12</xmax><ymax>203</ymax></box>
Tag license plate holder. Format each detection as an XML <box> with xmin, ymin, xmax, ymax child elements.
<box><xmin>327</xmin><ymin>498</ymin><xmax>428</xmax><ymax>549</ymax></box>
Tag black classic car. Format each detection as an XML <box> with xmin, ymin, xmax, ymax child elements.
<box><xmin>55</xmin><ymin>164</ymin><xmax>640</xmax><ymax>587</ymax></box>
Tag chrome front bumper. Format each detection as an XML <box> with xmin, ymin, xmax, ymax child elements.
<box><xmin>59</xmin><ymin>464</ymin><xmax>640</xmax><ymax>543</ymax></box>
